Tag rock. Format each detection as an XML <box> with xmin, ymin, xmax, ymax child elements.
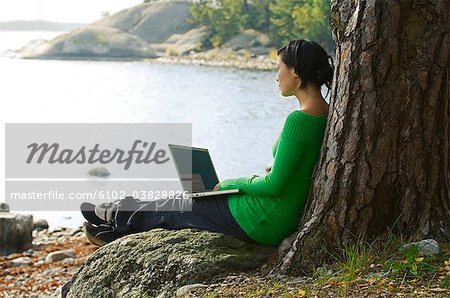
<box><xmin>0</xmin><ymin>213</ymin><xmax>33</xmax><ymax>256</ymax></box>
<box><xmin>152</xmin><ymin>27</ymin><xmax>208</xmax><ymax>56</ymax></box>
<box><xmin>401</xmin><ymin>239</ymin><xmax>439</xmax><ymax>256</ymax></box>
<box><xmin>18</xmin><ymin>1</ymin><xmax>194</xmax><ymax>60</ymax></box>
<box><xmin>176</xmin><ymin>283</ymin><xmax>208</xmax><ymax>296</ymax></box>
<box><xmin>94</xmin><ymin>1</ymin><xmax>194</xmax><ymax>44</ymax></box>
<box><xmin>70</xmin><ymin>227</ymin><xmax>83</xmax><ymax>236</ymax></box>
<box><xmin>0</xmin><ymin>203</ymin><xmax>10</xmax><ymax>212</ymax></box>
<box><xmin>33</xmin><ymin>218</ymin><xmax>49</xmax><ymax>231</ymax></box>
<box><xmin>19</xmin><ymin>26</ymin><xmax>157</xmax><ymax>60</ymax></box>
<box><xmin>24</xmin><ymin>249</ymin><xmax>35</xmax><ymax>256</ymax></box>
<box><xmin>12</xmin><ymin>256</ymin><xmax>33</xmax><ymax>267</ymax></box>
<box><xmin>87</xmin><ymin>166</ymin><xmax>111</xmax><ymax>177</ymax></box>
<box><xmin>222</xmin><ymin>29</ymin><xmax>270</xmax><ymax>51</ymax></box>
<box><xmin>63</xmin><ymin>228</ymin><xmax>276</xmax><ymax>298</ymax></box>
<box><xmin>46</xmin><ymin>249</ymin><xmax>76</xmax><ymax>262</ymax></box>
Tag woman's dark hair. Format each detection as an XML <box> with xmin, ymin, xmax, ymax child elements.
<box><xmin>277</xmin><ymin>39</ymin><xmax>334</xmax><ymax>97</ymax></box>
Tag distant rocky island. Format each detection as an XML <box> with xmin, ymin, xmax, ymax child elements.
<box><xmin>13</xmin><ymin>0</ymin><xmax>276</xmax><ymax>70</ymax></box>
<box><xmin>0</xmin><ymin>20</ymin><xmax>84</xmax><ymax>31</ymax></box>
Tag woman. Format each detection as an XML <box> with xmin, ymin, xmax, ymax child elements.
<box><xmin>81</xmin><ymin>39</ymin><xmax>333</xmax><ymax>247</ymax></box>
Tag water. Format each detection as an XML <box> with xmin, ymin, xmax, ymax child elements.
<box><xmin>0</xmin><ymin>31</ymin><xmax>328</xmax><ymax>229</ymax></box>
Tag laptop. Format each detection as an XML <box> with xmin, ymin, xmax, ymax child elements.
<box><xmin>168</xmin><ymin>144</ymin><xmax>241</xmax><ymax>198</ymax></box>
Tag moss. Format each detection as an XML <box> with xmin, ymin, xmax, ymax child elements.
<box><xmin>66</xmin><ymin>229</ymin><xmax>274</xmax><ymax>298</ymax></box>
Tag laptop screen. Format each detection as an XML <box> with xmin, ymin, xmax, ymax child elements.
<box><xmin>169</xmin><ymin>144</ymin><xmax>220</xmax><ymax>192</ymax></box>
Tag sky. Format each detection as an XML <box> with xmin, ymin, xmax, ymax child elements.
<box><xmin>0</xmin><ymin>0</ymin><xmax>144</xmax><ymax>23</ymax></box>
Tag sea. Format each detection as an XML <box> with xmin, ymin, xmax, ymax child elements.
<box><xmin>0</xmin><ymin>30</ymin><xmax>329</xmax><ymax>229</ymax></box>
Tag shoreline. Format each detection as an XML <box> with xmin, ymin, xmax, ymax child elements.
<box><xmin>144</xmin><ymin>55</ymin><xmax>277</xmax><ymax>71</ymax></box>
<box><xmin>9</xmin><ymin>52</ymin><xmax>278</xmax><ymax>71</ymax></box>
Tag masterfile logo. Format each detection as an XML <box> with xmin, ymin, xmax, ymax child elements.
<box><xmin>5</xmin><ymin>123</ymin><xmax>193</xmax><ymax>211</ymax></box>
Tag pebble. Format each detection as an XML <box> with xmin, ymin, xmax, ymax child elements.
<box><xmin>24</xmin><ymin>249</ymin><xmax>35</xmax><ymax>256</ymax></box>
<box><xmin>11</xmin><ymin>256</ymin><xmax>33</xmax><ymax>267</ymax></box>
<box><xmin>176</xmin><ymin>283</ymin><xmax>208</xmax><ymax>296</ymax></box>
<box><xmin>401</xmin><ymin>239</ymin><xmax>439</xmax><ymax>256</ymax></box>
<box><xmin>45</xmin><ymin>249</ymin><xmax>76</xmax><ymax>262</ymax></box>
<box><xmin>33</xmin><ymin>218</ymin><xmax>49</xmax><ymax>231</ymax></box>
<box><xmin>88</xmin><ymin>166</ymin><xmax>111</xmax><ymax>177</ymax></box>
<box><xmin>70</xmin><ymin>227</ymin><xmax>83</xmax><ymax>236</ymax></box>
<box><xmin>0</xmin><ymin>202</ymin><xmax>10</xmax><ymax>212</ymax></box>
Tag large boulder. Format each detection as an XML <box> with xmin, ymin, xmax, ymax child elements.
<box><xmin>63</xmin><ymin>228</ymin><xmax>276</xmax><ymax>297</ymax></box>
<box><xmin>0</xmin><ymin>212</ymin><xmax>33</xmax><ymax>256</ymax></box>
<box><xmin>19</xmin><ymin>26</ymin><xmax>157</xmax><ymax>59</ymax></box>
<box><xmin>93</xmin><ymin>1</ymin><xmax>194</xmax><ymax>43</ymax></box>
<box><xmin>222</xmin><ymin>29</ymin><xmax>270</xmax><ymax>51</ymax></box>
<box><xmin>17</xmin><ymin>0</ymin><xmax>194</xmax><ymax>60</ymax></box>
<box><xmin>152</xmin><ymin>27</ymin><xmax>208</xmax><ymax>56</ymax></box>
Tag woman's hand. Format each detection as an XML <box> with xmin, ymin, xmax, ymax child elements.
<box><xmin>265</xmin><ymin>163</ymin><xmax>273</xmax><ymax>173</ymax></box>
<box><xmin>213</xmin><ymin>183</ymin><xmax>220</xmax><ymax>191</ymax></box>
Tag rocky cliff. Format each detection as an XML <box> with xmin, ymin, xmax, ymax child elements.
<box><xmin>18</xmin><ymin>0</ymin><xmax>201</xmax><ymax>60</ymax></box>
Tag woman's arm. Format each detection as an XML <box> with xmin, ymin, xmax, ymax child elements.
<box><xmin>217</xmin><ymin>135</ymin><xmax>308</xmax><ymax>196</ymax></box>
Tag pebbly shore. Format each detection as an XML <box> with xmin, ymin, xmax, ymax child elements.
<box><xmin>0</xmin><ymin>226</ymin><xmax>97</xmax><ymax>298</ymax></box>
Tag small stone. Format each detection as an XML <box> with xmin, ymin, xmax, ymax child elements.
<box><xmin>0</xmin><ymin>213</ymin><xmax>33</xmax><ymax>256</ymax></box>
<box><xmin>88</xmin><ymin>166</ymin><xmax>110</xmax><ymax>177</ymax></box>
<box><xmin>33</xmin><ymin>218</ymin><xmax>49</xmax><ymax>231</ymax></box>
<box><xmin>0</xmin><ymin>203</ymin><xmax>9</xmax><ymax>212</ymax></box>
<box><xmin>24</xmin><ymin>249</ymin><xmax>35</xmax><ymax>256</ymax></box>
<box><xmin>12</xmin><ymin>256</ymin><xmax>33</xmax><ymax>267</ymax></box>
<box><xmin>176</xmin><ymin>283</ymin><xmax>208</xmax><ymax>296</ymax></box>
<box><xmin>400</xmin><ymin>239</ymin><xmax>439</xmax><ymax>256</ymax></box>
<box><xmin>45</xmin><ymin>249</ymin><xmax>76</xmax><ymax>262</ymax></box>
<box><xmin>70</xmin><ymin>227</ymin><xmax>83</xmax><ymax>236</ymax></box>
<box><xmin>60</xmin><ymin>258</ymin><xmax>75</xmax><ymax>265</ymax></box>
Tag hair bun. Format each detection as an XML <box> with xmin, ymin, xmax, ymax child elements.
<box><xmin>317</xmin><ymin>64</ymin><xmax>333</xmax><ymax>87</ymax></box>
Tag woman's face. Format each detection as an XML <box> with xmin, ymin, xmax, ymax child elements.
<box><xmin>277</xmin><ymin>55</ymin><xmax>300</xmax><ymax>96</ymax></box>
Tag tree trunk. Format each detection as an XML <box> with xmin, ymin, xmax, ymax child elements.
<box><xmin>275</xmin><ymin>0</ymin><xmax>449</xmax><ymax>276</ymax></box>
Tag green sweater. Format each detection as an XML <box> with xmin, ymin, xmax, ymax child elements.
<box><xmin>218</xmin><ymin>110</ymin><xmax>328</xmax><ymax>246</ymax></box>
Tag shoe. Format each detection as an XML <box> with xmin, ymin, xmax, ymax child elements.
<box><xmin>94</xmin><ymin>196</ymin><xmax>140</xmax><ymax>223</ymax></box>
<box><xmin>94</xmin><ymin>200</ymin><xmax>120</xmax><ymax>223</ymax></box>
<box><xmin>80</xmin><ymin>202</ymin><xmax>108</xmax><ymax>226</ymax></box>
<box><xmin>82</xmin><ymin>222</ymin><xmax>120</xmax><ymax>247</ymax></box>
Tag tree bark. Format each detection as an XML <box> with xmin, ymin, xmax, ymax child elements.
<box><xmin>275</xmin><ymin>0</ymin><xmax>449</xmax><ymax>276</ymax></box>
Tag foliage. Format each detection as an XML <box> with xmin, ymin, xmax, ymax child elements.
<box><xmin>245</xmin><ymin>0</ymin><xmax>273</xmax><ymax>33</ymax></box>
<box><xmin>387</xmin><ymin>245</ymin><xmax>440</xmax><ymax>277</ymax></box>
<box><xmin>189</xmin><ymin>0</ymin><xmax>247</xmax><ymax>48</ymax></box>
<box><xmin>189</xmin><ymin>0</ymin><xmax>333</xmax><ymax>52</ymax></box>
<box><xmin>313</xmin><ymin>231</ymin><xmax>449</xmax><ymax>295</ymax></box>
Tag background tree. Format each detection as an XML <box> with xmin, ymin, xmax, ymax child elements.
<box><xmin>268</xmin><ymin>0</ymin><xmax>302</xmax><ymax>46</ymax></box>
<box><xmin>245</xmin><ymin>0</ymin><xmax>273</xmax><ymax>34</ymax></box>
<box><xmin>292</xmin><ymin>0</ymin><xmax>332</xmax><ymax>51</ymax></box>
<box><xmin>189</xmin><ymin>0</ymin><xmax>333</xmax><ymax>51</ymax></box>
<box><xmin>189</xmin><ymin>0</ymin><xmax>247</xmax><ymax>47</ymax></box>
<box><xmin>273</xmin><ymin>0</ymin><xmax>449</xmax><ymax>276</ymax></box>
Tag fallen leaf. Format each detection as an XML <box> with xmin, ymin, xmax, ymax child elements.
<box><xmin>415</xmin><ymin>257</ymin><xmax>424</xmax><ymax>262</ymax></box>
<box><xmin>388</xmin><ymin>282</ymin><xmax>395</xmax><ymax>291</ymax></box>
<box><xmin>296</xmin><ymin>289</ymin><xmax>306</xmax><ymax>297</ymax></box>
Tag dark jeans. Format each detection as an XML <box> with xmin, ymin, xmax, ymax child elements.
<box><xmin>111</xmin><ymin>194</ymin><xmax>257</xmax><ymax>244</ymax></box>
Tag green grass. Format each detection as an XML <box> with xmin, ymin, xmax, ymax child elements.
<box><xmin>314</xmin><ymin>230</ymin><xmax>447</xmax><ymax>288</ymax></box>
